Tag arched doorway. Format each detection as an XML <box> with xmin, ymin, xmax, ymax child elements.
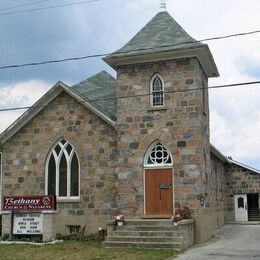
<box><xmin>143</xmin><ymin>142</ymin><xmax>173</xmax><ymax>216</ymax></box>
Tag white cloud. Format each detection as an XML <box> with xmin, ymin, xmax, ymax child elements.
<box><xmin>0</xmin><ymin>0</ymin><xmax>260</xmax><ymax>170</ymax></box>
<box><xmin>210</xmin><ymin>85</ymin><xmax>260</xmax><ymax>169</ymax></box>
<box><xmin>0</xmin><ymin>80</ymin><xmax>51</xmax><ymax>133</ymax></box>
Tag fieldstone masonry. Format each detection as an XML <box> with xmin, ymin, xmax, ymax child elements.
<box><xmin>116</xmin><ymin>58</ymin><xmax>211</xmax><ymax>216</ymax></box>
<box><xmin>1</xmin><ymin>213</ymin><xmax>12</xmax><ymax>237</ymax></box>
<box><xmin>207</xmin><ymin>154</ymin><xmax>227</xmax><ymax>214</ymax></box>
<box><xmin>42</xmin><ymin>212</ymin><xmax>56</xmax><ymax>241</ymax></box>
<box><xmin>226</xmin><ymin>164</ymin><xmax>260</xmax><ymax>221</ymax></box>
<box><xmin>2</xmin><ymin>92</ymin><xmax>117</xmax><ymax>234</ymax></box>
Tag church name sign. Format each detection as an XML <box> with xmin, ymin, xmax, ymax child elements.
<box><xmin>13</xmin><ymin>213</ymin><xmax>43</xmax><ymax>235</ymax></box>
<box><xmin>3</xmin><ymin>195</ymin><xmax>56</xmax><ymax>211</ymax></box>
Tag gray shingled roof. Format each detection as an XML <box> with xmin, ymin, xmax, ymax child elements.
<box><xmin>105</xmin><ymin>11</ymin><xmax>204</xmax><ymax>59</ymax></box>
<box><xmin>71</xmin><ymin>71</ymin><xmax>117</xmax><ymax>121</ymax></box>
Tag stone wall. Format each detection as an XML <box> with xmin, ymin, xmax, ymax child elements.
<box><xmin>207</xmin><ymin>154</ymin><xmax>227</xmax><ymax>214</ymax></box>
<box><xmin>1</xmin><ymin>91</ymin><xmax>117</xmax><ymax>234</ymax></box>
<box><xmin>192</xmin><ymin>153</ymin><xmax>227</xmax><ymax>243</ymax></box>
<box><xmin>226</xmin><ymin>164</ymin><xmax>260</xmax><ymax>221</ymax></box>
<box><xmin>116</xmin><ymin>58</ymin><xmax>210</xmax><ymax>217</ymax></box>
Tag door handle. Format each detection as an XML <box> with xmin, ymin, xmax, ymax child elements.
<box><xmin>160</xmin><ymin>184</ymin><xmax>172</xmax><ymax>190</ymax></box>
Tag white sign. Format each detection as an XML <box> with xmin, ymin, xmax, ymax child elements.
<box><xmin>13</xmin><ymin>213</ymin><xmax>43</xmax><ymax>235</ymax></box>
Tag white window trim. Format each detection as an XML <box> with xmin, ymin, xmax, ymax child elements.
<box><xmin>143</xmin><ymin>141</ymin><xmax>173</xmax><ymax>168</ymax></box>
<box><xmin>150</xmin><ymin>73</ymin><xmax>165</xmax><ymax>108</ymax></box>
<box><xmin>45</xmin><ymin>139</ymin><xmax>80</xmax><ymax>200</ymax></box>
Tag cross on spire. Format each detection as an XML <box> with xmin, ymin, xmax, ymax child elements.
<box><xmin>160</xmin><ymin>0</ymin><xmax>167</xmax><ymax>11</ymax></box>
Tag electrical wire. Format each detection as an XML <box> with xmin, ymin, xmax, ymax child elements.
<box><xmin>0</xmin><ymin>29</ymin><xmax>260</xmax><ymax>71</ymax></box>
<box><xmin>0</xmin><ymin>80</ymin><xmax>259</xmax><ymax>112</ymax></box>
<box><xmin>0</xmin><ymin>0</ymin><xmax>53</xmax><ymax>12</ymax></box>
<box><xmin>0</xmin><ymin>0</ymin><xmax>102</xmax><ymax>16</ymax></box>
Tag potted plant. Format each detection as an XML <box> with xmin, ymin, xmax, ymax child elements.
<box><xmin>115</xmin><ymin>215</ymin><xmax>125</xmax><ymax>226</ymax></box>
<box><xmin>171</xmin><ymin>207</ymin><xmax>192</xmax><ymax>223</ymax></box>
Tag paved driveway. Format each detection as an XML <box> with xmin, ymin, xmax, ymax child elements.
<box><xmin>176</xmin><ymin>224</ymin><xmax>260</xmax><ymax>260</ymax></box>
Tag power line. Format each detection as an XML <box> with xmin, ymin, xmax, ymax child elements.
<box><xmin>0</xmin><ymin>80</ymin><xmax>259</xmax><ymax>113</ymax></box>
<box><xmin>0</xmin><ymin>0</ymin><xmax>53</xmax><ymax>12</ymax></box>
<box><xmin>0</xmin><ymin>0</ymin><xmax>102</xmax><ymax>16</ymax></box>
<box><xmin>197</xmin><ymin>29</ymin><xmax>260</xmax><ymax>42</ymax></box>
<box><xmin>0</xmin><ymin>29</ymin><xmax>260</xmax><ymax>71</ymax></box>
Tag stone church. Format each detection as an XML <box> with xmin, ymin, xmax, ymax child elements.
<box><xmin>0</xmin><ymin>10</ymin><xmax>259</xmax><ymax>246</ymax></box>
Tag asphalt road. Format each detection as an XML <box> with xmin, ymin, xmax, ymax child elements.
<box><xmin>175</xmin><ymin>224</ymin><xmax>260</xmax><ymax>260</ymax></box>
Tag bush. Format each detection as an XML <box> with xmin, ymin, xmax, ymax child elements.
<box><xmin>54</xmin><ymin>229</ymin><xmax>107</xmax><ymax>242</ymax></box>
<box><xmin>56</xmin><ymin>233</ymin><xmax>62</xmax><ymax>240</ymax></box>
<box><xmin>2</xmin><ymin>233</ymin><xmax>10</xmax><ymax>241</ymax></box>
<box><xmin>31</xmin><ymin>236</ymin><xmax>42</xmax><ymax>243</ymax></box>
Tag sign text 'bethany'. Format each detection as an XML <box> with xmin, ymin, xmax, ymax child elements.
<box><xmin>3</xmin><ymin>195</ymin><xmax>56</xmax><ymax>211</ymax></box>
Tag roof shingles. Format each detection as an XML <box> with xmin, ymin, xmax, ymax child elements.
<box><xmin>105</xmin><ymin>11</ymin><xmax>204</xmax><ymax>59</ymax></box>
<box><xmin>71</xmin><ymin>71</ymin><xmax>117</xmax><ymax>121</ymax></box>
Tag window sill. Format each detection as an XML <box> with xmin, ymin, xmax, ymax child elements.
<box><xmin>57</xmin><ymin>198</ymin><xmax>81</xmax><ymax>203</ymax></box>
<box><xmin>147</xmin><ymin>106</ymin><xmax>167</xmax><ymax>112</ymax></box>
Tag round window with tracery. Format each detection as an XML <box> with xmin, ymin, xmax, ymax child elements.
<box><xmin>147</xmin><ymin>143</ymin><xmax>172</xmax><ymax>165</ymax></box>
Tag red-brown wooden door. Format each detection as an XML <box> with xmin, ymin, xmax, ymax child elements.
<box><xmin>145</xmin><ymin>169</ymin><xmax>173</xmax><ymax>215</ymax></box>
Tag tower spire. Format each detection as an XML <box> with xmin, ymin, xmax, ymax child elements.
<box><xmin>160</xmin><ymin>0</ymin><xmax>167</xmax><ymax>11</ymax></box>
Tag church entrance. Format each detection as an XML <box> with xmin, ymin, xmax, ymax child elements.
<box><xmin>234</xmin><ymin>194</ymin><xmax>260</xmax><ymax>221</ymax></box>
<box><xmin>234</xmin><ymin>194</ymin><xmax>248</xmax><ymax>221</ymax></box>
<box><xmin>145</xmin><ymin>169</ymin><xmax>173</xmax><ymax>215</ymax></box>
<box><xmin>143</xmin><ymin>142</ymin><xmax>174</xmax><ymax>216</ymax></box>
<box><xmin>247</xmin><ymin>194</ymin><xmax>260</xmax><ymax>221</ymax></box>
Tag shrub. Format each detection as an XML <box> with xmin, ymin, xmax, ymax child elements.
<box><xmin>56</xmin><ymin>233</ymin><xmax>62</xmax><ymax>240</ymax></box>
<box><xmin>2</xmin><ymin>233</ymin><xmax>10</xmax><ymax>241</ymax></box>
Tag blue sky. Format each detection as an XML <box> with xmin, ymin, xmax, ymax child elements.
<box><xmin>0</xmin><ymin>0</ymin><xmax>260</xmax><ymax>169</ymax></box>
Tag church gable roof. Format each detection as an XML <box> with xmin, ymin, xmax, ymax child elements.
<box><xmin>0</xmin><ymin>75</ymin><xmax>116</xmax><ymax>145</ymax></box>
<box><xmin>210</xmin><ymin>144</ymin><xmax>260</xmax><ymax>174</ymax></box>
<box><xmin>71</xmin><ymin>71</ymin><xmax>117</xmax><ymax>121</ymax></box>
<box><xmin>104</xmin><ymin>11</ymin><xmax>219</xmax><ymax>78</ymax></box>
<box><xmin>227</xmin><ymin>158</ymin><xmax>260</xmax><ymax>174</ymax></box>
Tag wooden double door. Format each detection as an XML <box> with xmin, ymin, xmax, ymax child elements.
<box><xmin>145</xmin><ymin>169</ymin><xmax>173</xmax><ymax>215</ymax></box>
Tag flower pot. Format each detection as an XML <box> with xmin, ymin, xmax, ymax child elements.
<box><xmin>117</xmin><ymin>221</ymin><xmax>124</xmax><ymax>226</ymax></box>
<box><xmin>174</xmin><ymin>216</ymin><xmax>183</xmax><ymax>222</ymax></box>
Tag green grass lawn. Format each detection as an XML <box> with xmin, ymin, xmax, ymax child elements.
<box><xmin>0</xmin><ymin>241</ymin><xmax>178</xmax><ymax>260</ymax></box>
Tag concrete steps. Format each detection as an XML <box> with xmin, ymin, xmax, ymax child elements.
<box><xmin>248</xmin><ymin>208</ymin><xmax>260</xmax><ymax>221</ymax></box>
<box><xmin>103</xmin><ymin>219</ymin><xmax>194</xmax><ymax>250</ymax></box>
<box><xmin>115</xmin><ymin>225</ymin><xmax>178</xmax><ymax>231</ymax></box>
<box><xmin>103</xmin><ymin>241</ymin><xmax>182</xmax><ymax>249</ymax></box>
<box><xmin>106</xmin><ymin>235</ymin><xmax>183</xmax><ymax>243</ymax></box>
<box><xmin>109</xmin><ymin>230</ymin><xmax>179</xmax><ymax>237</ymax></box>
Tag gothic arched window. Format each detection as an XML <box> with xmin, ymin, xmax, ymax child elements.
<box><xmin>45</xmin><ymin>139</ymin><xmax>79</xmax><ymax>199</ymax></box>
<box><xmin>150</xmin><ymin>74</ymin><xmax>164</xmax><ymax>107</ymax></box>
<box><xmin>144</xmin><ymin>142</ymin><xmax>173</xmax><ymax>167</ymax></box>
